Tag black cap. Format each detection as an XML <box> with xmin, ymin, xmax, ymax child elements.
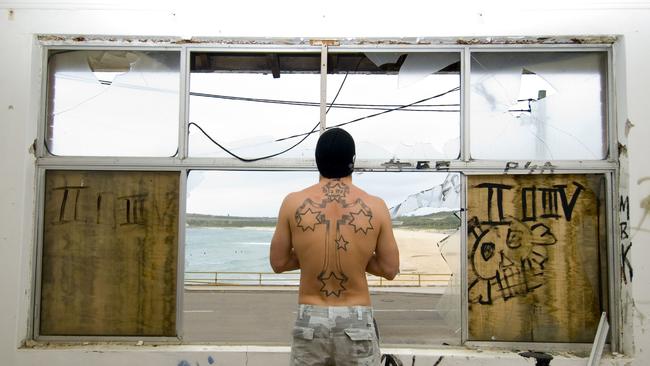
<box><xmin>315</xmin><ymin>128</ymin><xmax>355</xmax><ymax>178</ymax></box>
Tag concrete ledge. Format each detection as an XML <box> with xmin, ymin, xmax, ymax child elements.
<box><xmin>18</xmin><ymin>345</ymin><xmax>633</xmax><ymax>366</ymax></box>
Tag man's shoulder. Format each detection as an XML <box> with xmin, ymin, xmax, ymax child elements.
<box><xmin>352</xmin><ymin>187</ymin><xmax>385</xmax><ymax>207</ymax></box>
<box><xmin>282</xmin><ymin>186</ymin><xmax>318</xmax><ymax>205</ymax></box>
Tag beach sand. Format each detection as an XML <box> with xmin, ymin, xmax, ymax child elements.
<box><xmin>393</xmin><ymin>229</ymin><xmax>456</xmax><ymax>275</ymax></box>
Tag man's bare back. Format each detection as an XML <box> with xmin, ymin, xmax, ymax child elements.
<box><xmin>272</xmin><ymin>127</ymin><xmax>398</xmax><ymax>364</ymax></box>
<box><xmin>270</xmin><ymin>175</ymin><xmax>399</xmax><ymax>306</ymax></box>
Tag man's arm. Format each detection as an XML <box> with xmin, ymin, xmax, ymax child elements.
<box><xmin>366</xmin><ymin>199</ymin><xmax>399</xmax><ymax>280</ymax></box>
<box><xmin>270</xmin><ymin>195</ymin><xmax>300</xmax><ymax>273</ymax></box>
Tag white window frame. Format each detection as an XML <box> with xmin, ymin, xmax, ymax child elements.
<box><xmin>31</xmin><ymin>36</ymin><xmax>621</xmax><ymax>353</ymax></box>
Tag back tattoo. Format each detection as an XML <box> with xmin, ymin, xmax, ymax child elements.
<box><xmin>295</xmin><ymin>181</ymin><xmax>374</xmax><ymax>297</ymax></box>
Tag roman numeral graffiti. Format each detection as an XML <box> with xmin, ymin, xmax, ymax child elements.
<box><xmin>118</xmin><ymin>194</ymin><xmax>147</xmax><ymax>226</ymax></box>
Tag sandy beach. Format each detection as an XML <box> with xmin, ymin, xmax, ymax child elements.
<box><xmin>392</xmin><ymin>228</ymin><xmax>455</xmax><ymax>275</ymax></box>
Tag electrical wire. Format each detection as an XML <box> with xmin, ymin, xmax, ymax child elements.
<box><xmin>275</xmin><ymin>86</ymin><xmax>461</xmax><ymax>142</ymax></box>
<box><xmin>190</xmin><ymin>84</ymin><xmax>461</xmax><ymax>161</ymax></box>
<box><xmin>188</xmin><ymin>57</ymin><xmax>361</xmax><ymax>162</ymax></box>
<box><xmin>190</xmin><ymin>91</ymin><xmax>460</xmax><ymax>112</ymax></box>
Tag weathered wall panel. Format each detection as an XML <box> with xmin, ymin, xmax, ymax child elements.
<box><xmin>40</xmin><ymin>171</ymin><xmax>179</xmax><ymax>336</ymax></box>
<box><xmin>467</xmin><ymin>174</ymin><xmax>605</xmax><ymax>342</ymax></box>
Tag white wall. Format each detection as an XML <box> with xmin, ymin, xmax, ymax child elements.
<box><xmin>1</xmin><ymin>1</ymin><xmax>649</xmax><ymax>365</ymax></box>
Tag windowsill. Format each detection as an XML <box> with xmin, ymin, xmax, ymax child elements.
<box><xmin>19</xmin><ymin>342</ymin><xmax>632</xmax><ymax>365</ymax></box>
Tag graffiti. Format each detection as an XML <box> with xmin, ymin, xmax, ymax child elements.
<box><xmin>52</xmin><ymin>185</ymin><xmax>88</xmax><ymax>223</ymax></box>
<box><xmin>51</xmin><ymin>185</ymin><xmax>149</xmax><ymax>227</ymax></box>
<box><xmin>177</xmin><ymin>356</ymin><xmax>215</xmax><ymax>366</ymax></box>
<box><xmin>476</xmin><ymin>181</ymin><xmax>584</xmax><ymax>225</ymax></box>
<box><xmin>117</xmin><ymin>193</ymin><xmax>147</xmax><ymax>225</ymax></box>
<box><xmin>468</xmin><ymin>180</ymin><xmax>584</xmax><ymax>304</ymax></box>
<box><xmin>381</xmin><ymin>354</ymin><xmax>403</xmax><ymax>366</ymax></box>
<box><xmin>620</xmin><ymin>195</ymin><xmax>633</xmax><ymax>284</ymax></box>
<box><xmin>468</xmin><ymin>216</ymin><xmax>557</xmax><ymax>304</ymax></box>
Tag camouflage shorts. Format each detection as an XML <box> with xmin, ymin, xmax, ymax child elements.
<box><xmin>290</xmin><ymin>305</ymin><xmax>380</xmax><ymax>366</ymax></box>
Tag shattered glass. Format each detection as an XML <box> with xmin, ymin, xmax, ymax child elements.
<box><xmin>355</xmin><ymin>172</ymin><xmax>462</xmax><ymax>345</ymax></box>
<box><xmin>470</xmin><ymin>52</ymin><xmax>607</xmax><ymax>160</ymax></box>
<box><xmin>188</xmin><ymin>53</ymin><xmax>322</xmax><ymax>159</ymax></box>
<box><xmin>327</xmin><ymin>52</ymin><xmax>461</xmax><ymax>161</ymax></box>
<box><xmin>46</xmin><ymin>50</ymin><xmax>180</xmax><ymax>156</ymax></box>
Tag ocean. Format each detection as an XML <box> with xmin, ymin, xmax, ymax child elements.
<box><xmin>185</xmin><ymin>226</ymin><xmax>274</xmax><ymax>272</ymax></box>
<box><xmin>184</xmin><ymin>227</ymin><xmax>297</xmax><ymax>285</ymax></box>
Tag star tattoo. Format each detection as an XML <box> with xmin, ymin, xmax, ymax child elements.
<box><xmin>349</xmin><ymin>209</ymin><xmax>373</xmax><ymax>234</ymax></box>
<box><xmin>335</xmin><ymin>235</ymin><xmax>349</xmax><ymax>251</ymax></box>
<box><xmin>323</xmin><ymin>182</ymin><xmax>349</xmax><ymax>202</ymax></box>
<box><xmin>319</xmin><ymin>271</ymin><xmax>347</xmax><ymax>297</ymax></box>
<box><xmin>296</xmin><ymin>208</ymin><xmax>321</xmax><ymax>231</ymax></box>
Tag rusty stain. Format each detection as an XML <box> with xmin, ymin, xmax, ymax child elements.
<box><xmin>37</xmin><ymin>35</ymin><xmax>617</xmax><ymax>47</ymax></box>
<box><xmin>309</xmin><ymin>39</ymin><xmax>340</xmax><ymax>46</ymax></box>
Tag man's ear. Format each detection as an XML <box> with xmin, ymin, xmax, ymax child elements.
<box><xmin>349</xmin><ymin>155</ymin><xmax>356</xmax><ymax>171</ymax></box>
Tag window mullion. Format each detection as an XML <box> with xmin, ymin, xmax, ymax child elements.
<box><xmin>461</xmin><ymin>46</ymin><xmax>471</xmax><ymax>161</ymax></box>
<box><xmin>179</xmin><ymin>47</ymin><xmax>190</xmax><ymax>160</ymax></box>
<box><xmin>320</xmin><ymin>44</ymin><xmax>328</xmax><ymax>133</ymax></box>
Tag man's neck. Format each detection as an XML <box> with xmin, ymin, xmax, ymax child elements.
<box><xmin>319</xmin><ymin>176</ymin><xmax>352</xmax><ymax>185</ymax></box>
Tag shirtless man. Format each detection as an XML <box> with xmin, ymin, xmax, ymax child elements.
<box><xmin>270</xmin><ymin>128</ymin><xmax>400</xmax><ymax>366</ymax></box>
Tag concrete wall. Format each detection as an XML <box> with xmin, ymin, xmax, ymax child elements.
<box><xmin>1</xmin><ymin>1</ymin><xmax>648</xmax><ymax>365</ymax></box>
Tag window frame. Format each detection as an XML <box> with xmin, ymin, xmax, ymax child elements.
<box><xmin>32</xmin><ymin>37</ymin><xmax>621</xmax><ymax>352</ymax></box>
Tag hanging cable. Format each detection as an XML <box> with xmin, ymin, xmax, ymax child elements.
<box><xmin>190</xmin><ymin>91</ymin><xmax>459</xmax><ymax>112</ymax></box>
<box><xmin>275</xmin><ymin>86</ymin><xmax>460</xmax><ymax>142</ymax></box>
<box><xmin>188</xmin><ymin>57</ymin><xmax>361</xmax><ymax>162</ymax></box>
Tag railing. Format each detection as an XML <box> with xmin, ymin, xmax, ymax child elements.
<box><xmin>184</xmin><ymin>271</ymin><xmax>452</xmax><ymax>287</ymax></box>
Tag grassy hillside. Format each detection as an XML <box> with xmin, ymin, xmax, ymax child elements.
<box><xmin>392</xmin><ymin>211</ymin><xmax>460</xmax><ymax>230</ymax></box>
<box><xmin>187</xmin><ymin>211</ymin><xmax>460</xmax><ymax>230</ymax></box>
<box><xmin>186</xmin><ymin>213</ymin><xmax>277</xmax><ymax>228</ymax></box>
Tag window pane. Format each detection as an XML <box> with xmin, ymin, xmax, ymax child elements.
<box><xmin>46</xmin><ymin>50</ymin><xmax>180</xmax><ymax>156</ymax></box>
<box><xmin>40</xmin><ymin>170</ymin><xmax>179</xmax><ymax>336</ymax></box>
<box><xmin>184</xmin><ymin>171</ymin><xmax>461</xmax><ymax>346</ymax></box>
<box><xmin>188</xmin><ymin>53</ymin><xmax>321</xmax><ymax>159</ymax></box>
<box><xmin>327</xmin><ymin>52</ymin><xmax>461</xmax><ymax>161</ymax></box>
<box><xmin>470</xmin><ymin>52</ymin><xmax>607</xmax><ymax>160</ymax></box>
<box><xmin>467</xmin><ymin>174</ymin><xmax>607</xmax><ymax>342</ymax></box>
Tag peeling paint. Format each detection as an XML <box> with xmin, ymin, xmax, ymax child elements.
<box><xmin>36</xmin><ymin>35</ymin><xmax>617</xmax><ymax>47</ymax></box>
<box><xmin>625</xmin><ymin>119</ymin><xmax>635</xmax><ymax>137</ymax></box>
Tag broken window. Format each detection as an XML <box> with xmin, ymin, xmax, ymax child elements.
<box><xmin>326</xmin><ymin>52</ymin><xmax>461</xmax><ymax>161</ymax></box>
<box><xmin>45</xmin><ymin>50</ymin><xmax>181</xmax><ymax>156</ymax></box>
<box><xmin>183</xmin><ymin>170</ymin><xmax>462</xmax><ymax>346</ymax></box>
<box><xmin>36</xmin><ymin>41</ymin><xmax>617</xmax><ymax>351</ymax></box>
<box><xmin>189</xmin><ymin>52</ymin><xmax>322</xmax><ymax>160</ymax></box>
<box><xmin>470</xmin><ymin>52</ymin><xmax>608</xmax><ymax>160</ymax></box>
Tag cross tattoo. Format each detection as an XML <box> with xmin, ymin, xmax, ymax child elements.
<box><xmin>295</xmin><ymin>181</ymin><xmax>374</xmax><ymax>297</ymax></box>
